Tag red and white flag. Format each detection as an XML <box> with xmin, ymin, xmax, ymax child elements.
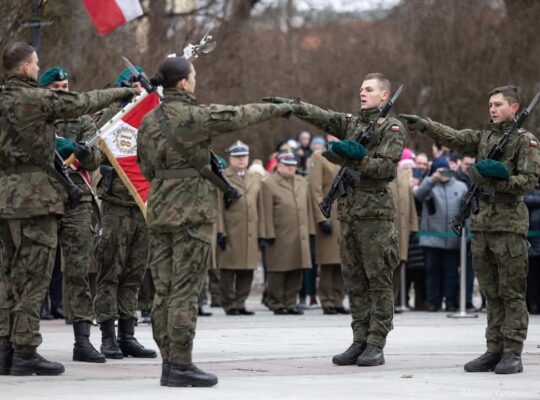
<box><xmin>82</xmin><ymin>0</ymin><xmax>144</xmax><ymax>36</ymax></box>
<box><xmin>98</xmin><ymin>91</ymin><xmax>160</xmax><ymax>214</ymax></box>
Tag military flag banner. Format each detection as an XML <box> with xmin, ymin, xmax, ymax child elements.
<box><xmin>98</xmin><ymin>91</ymin><xmax>160</xmax><ymax>215</ymax></box>
<box><xmin>82</xmin><ymin>0</ymin><xmax>143</xmax><ymax>36</ymax></box>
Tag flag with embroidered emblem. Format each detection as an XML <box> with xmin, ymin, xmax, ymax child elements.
<box><xmin>98</xmin><ymin>91</ymin><xmax>160</xmax><ymax>214</ymax></box>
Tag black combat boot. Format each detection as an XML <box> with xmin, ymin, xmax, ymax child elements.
<box><xmin>0</xmin><ymin>341</ymin><xmax>13</xmax><ymax>375</ymax></box>
<box><xmin>73</xmin><ymin>321</ymin><xmax>106</xmax><ymax>363</ymax></box>
<box><xmin>494</xmin><ymin>353</ymin><xmax>523</xmax><ymax>374</ymax></box>
<box><xmin>165</xmin><ymin>363</ymin><xmax>218</xmax><ymax>387</ymax></box>
<box><xmin>332</xmin><ymin>341</ymin><xmax>366</xmax><ymax>365</ymax></box>
<box><xmin>464</xmin><ymin>352</ymin><xmax>502</xmax><ymax>372</ymax></box>
<box><xmin>356</xmin><ymin>343</ymin><xmax>385</xmax><ymax>366</ymax></box>
<box><xmin>117</xmin><ymin>318</ymin><xmax>157</xmax><ymax>358</ymax></box>
<box><xmin>11</xmin><ymin>350</ymin><xmax>65</xmax><ymax>376</ymax></box>
<box><xmin>160</xmin><ymin>360</ymin><xmax>171</xmax><ymax>386</ymax></box>
<box><xmin>100</xmin><ymin>319</ymin><xmax>123</xmax><ymax>359</ymax></box>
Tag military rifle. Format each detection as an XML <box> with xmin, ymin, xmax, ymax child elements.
<box><xmin>450</xmin><ymin>90</ymin><xmax>540</xmax><ymax>236</ymax></box>
<box><xmin>319</xmin><ymin>84</ymin><xmax>404</xmax><ymax>218</ymax></box>
<box><xmin>54</xmin><ymin>150</ymin><xmax>83</xmax><ymax>208</ymax></box>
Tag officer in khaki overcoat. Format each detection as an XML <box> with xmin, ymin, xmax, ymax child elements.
<box><xmin>261</xmin><ymin>152</ymin><xmax>316</xmax><ymax>315</ymax></box>
<box><xmin>307</xmin><ymin>137</ymin><xmax>349</xmax><ymax>315</ymax></box>
<box><xmin>217</xmin><ymin>141</ymin><xmax>264</xmax><ymax>315</ymax></box>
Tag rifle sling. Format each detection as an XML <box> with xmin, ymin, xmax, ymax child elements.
<box><xmin>156</xmin><ymin>105</ymin><xmax>233</xmax><ymax>193</ymax></box>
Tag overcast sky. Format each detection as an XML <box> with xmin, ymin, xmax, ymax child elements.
<box><xmin>294</xmin><ymin>0</ymin><xmax>402</xmax><ymax>12</ymax></box>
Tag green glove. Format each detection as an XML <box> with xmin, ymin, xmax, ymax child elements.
<box><xmin>55</xmin><ymin>137</ymin><xmax>77</xmax><ymax>159</ymax></box>
<box><xmin>322</xmin><ymin>149</ymin><xmax>347</xmax><ymax>166</ymax></box>
<box><xmin>467</xmin><ymin>165</ymin><xmax>489</xmax><ymax>187</ymax></box>
<box><xmin>399</xmin><ymin>114</ymin><xmax>428</xmax><ymax>132</ymax></box>
<box><xmin>475</xmin><ymin>160</ymin><xmax>510</xmax><ymax>179</ymax></box>
<box><xmin>328</xmin><ymin>140</ymin><xmax>367</xmax><ymax>161</ymax></box>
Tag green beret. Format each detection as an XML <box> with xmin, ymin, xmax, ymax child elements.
<box><xmin>38</xmin><ymin>66</ymin><xmax>68</xmax><ymax>87</ymax></box>
<box><xmin>475</xmin><ymin>160</ymin><xmax>510</xmax><ymax>179</ymax></box>
<box><xmin>115</xmin><ymin>66</ymin><xmax>143</xmax><ymax>87</ymax></box>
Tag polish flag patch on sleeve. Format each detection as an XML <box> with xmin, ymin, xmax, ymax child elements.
<box><xmin>530</xmin><ymin>140</ymin><xmax>539</xmax><ymax>148</ymax></box>
<box><xmin>391</xmin><ymin>125</ymin><xmax>400</xmax><ymax>132</ymax></box>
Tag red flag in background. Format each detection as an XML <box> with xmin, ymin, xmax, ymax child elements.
<box><xmin>82</xmin><ymin>0</ymin><xmax>143</xmax><ymax>36</ymax></box>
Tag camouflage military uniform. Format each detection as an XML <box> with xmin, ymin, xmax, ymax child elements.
<box><xmin>94</xmin><ymin>102</ymin><xmax>149</xmax><ymax>324</ymax></box>
<box><xmin>54</xmin><ymin>116</ymin><xmax>102</xmax><ymax>323</ymax></box>
<box><xmin>137</xmin><ymin>88</ymin><xmax>291</xmax><ymax>366</ymax></box>
<box><xmin>294</xmin><ymin>105</ymin><xmax>406</xmax><ymax>349</ymax></box>
<box><xmin>422</xmin><ymin>119</ymin><xmax>540</xmax><ymax>355</ymax></box>
<box><xmin>0</xmin><ymin>74</ymin><xmax>133</xmax><ymax>358</ymax></box>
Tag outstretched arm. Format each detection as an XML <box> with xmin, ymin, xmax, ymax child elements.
<box><xmin>400</xmin><ymin>114</ymin><xmax>481</xmax><ymax>155</ymax></box>
<box><xmin>193</xmin><ymin>103</ymin><xmax>292</xmax><ymax>138</ymax></box>
<box><xmin>263</xmin><ymin>97</ymin><xmax>354</xmax><ymax>140</ymax></box>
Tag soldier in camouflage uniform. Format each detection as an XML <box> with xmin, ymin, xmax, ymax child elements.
<box><xmin>94</xmin><ymin>66</ymin><xmax>156</xmax><ymax>360</ymax></box>
<box><xmin>137</xmin><ymin>56</ymin><xmax>293</xmax><ymax>387</ymax></box>
<box><xmin>401</xmin><ymin>85</ymin><xmax>540</xmax><ymax>374</ymax></box>
<box><xmin>0</xmin><ymin>42</ymin><xmax>135</xmax><ymax>376</ymax></box>
<box><xmin>265</xmin><ymin>73</ymin><xmax>406</xmax><ymax>366</ymax></box>
<box><xmin>38</xmin><ymin>67</ymin><xmax>105</xmax><ymax>363</ymax></box>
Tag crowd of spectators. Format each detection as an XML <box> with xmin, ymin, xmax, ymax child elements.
<box><xmin>41</xmin><ymin>132</ymin><xmax>540</xmax><ymax>321</ymax></box>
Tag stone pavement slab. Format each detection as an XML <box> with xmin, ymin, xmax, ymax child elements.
<box><xmin>1</xmin><ymin>303</ymin><xmax>539</xmax><ymax>400</ymax></box>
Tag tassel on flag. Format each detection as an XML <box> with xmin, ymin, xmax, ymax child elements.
<box><xmin>82</xmin><ymin>0</ymin><xmax>143</xmax><ymax>36</ymax></box>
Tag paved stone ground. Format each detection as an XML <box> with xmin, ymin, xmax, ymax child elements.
<box><xmin>1</xmin><ymin>300</ymin><xmax>539</xmax><ymax>400</ymax></box>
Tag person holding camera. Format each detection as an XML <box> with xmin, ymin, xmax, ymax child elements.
<box><xmin>413</xmin><ymin>157</ymin><xmax>468</xmax><ymax>312</ymax></box>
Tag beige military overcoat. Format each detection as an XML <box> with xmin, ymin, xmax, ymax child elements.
<box><xmin>389</xmin><ymin>167</ymin><xmax>418</xmax><ymax>261</ymax></box>
<box><xmin>307</xmin><ymin>150</ymin><xmax>341</xmax><ymax>265</ymax></box>
<box><xmin>262</xmin><ymin>172</ymin><xmax>315</xmax><ymax>271</ymax></box>
<box><xmin>217</xmin><ymin>168</ymin><xmax>264</xmax><ymax>270</ymax></box>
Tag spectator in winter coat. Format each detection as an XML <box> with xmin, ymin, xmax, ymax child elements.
<box><xmin>414</xmin><ymin>157</ymin><xmax>468</xmax><ymax>312</ymax></box>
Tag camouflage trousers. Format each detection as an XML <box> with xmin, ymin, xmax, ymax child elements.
<box><xmin>471</xmin><ymin>231</ymin><xmax>529</xmax><ymax>354</ymax></box>
<box><xmin>340</xmin><ymin>219</ymin><xmax>399</xmax><ymax>349</ymax></box>
<box><xmin>219</xmin><ymin>269</ymin><xmax>254</xmax><ymax>311</ymax></box>
<box><xmin>95</xmin><ymin>202</ymin><xmax>148</xmax><ymax>323</ymax></box>
<box><xmin>59</xmin><ymin>201</ymin><xmax>94</xmax><ymax>323</ymax></box>
<box><xmin>318</xmin><ymin>264</ymin><xmax>345</xmax><ymax>308</ymax></box>
<box><xmin>150</xmin><ymin>224</ymin><xmax>212</xmax><ymax>365</ymax></box>
<box><xmin>0</xmin><ymin>216</ymin><xmax>57</xmax><ymax>352</ymax></box>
